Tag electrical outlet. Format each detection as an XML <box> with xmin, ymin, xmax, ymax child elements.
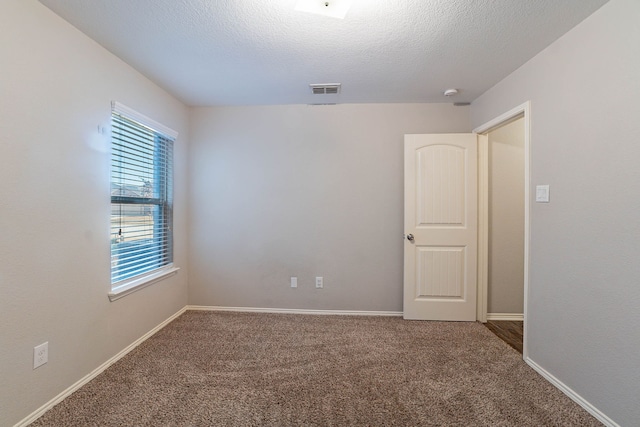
<box><xmin>33</xmin><ymin>342</ymin><xmax>48</xmax><ymax>369</ymax></box>
<box><xmin>290</xmin><ymin>277</ymin><xmax>298</xmax><ymax>288</ymax></box>
<box><xmin>315</xmin><ymin>276</ymin><xmax>323</xmax><ymax>289</ymax></box>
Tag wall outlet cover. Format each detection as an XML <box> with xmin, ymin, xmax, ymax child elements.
<box><xmin>34</xmin><ymin>342</ymin><xmax>48</xmax><ymax>369</ymax></box>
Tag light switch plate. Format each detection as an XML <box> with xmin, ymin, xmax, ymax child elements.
<box><xmin>536</xmin><ymin>185</ymin><xmax>550</xmax><ymax>203</ymax></box>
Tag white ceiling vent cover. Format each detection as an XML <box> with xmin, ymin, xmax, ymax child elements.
<box><xmin>310</xmin><ymin>83</ymin><xmax>341</xmax><ymax>95</ymax></box>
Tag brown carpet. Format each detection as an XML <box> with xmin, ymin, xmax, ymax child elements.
<box><xmin>31</xmin><ymin>311</ymin><xmax>601</xmax><ymax>426</ymax></box>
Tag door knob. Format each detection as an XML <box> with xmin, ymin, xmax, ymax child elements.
<box><xmin>406</xmin><ymin>234</ymin><xmax>414</xmax><ymax>242</ymax></box>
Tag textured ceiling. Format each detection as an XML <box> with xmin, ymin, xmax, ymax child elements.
<box><xmin>39</xmin><ymin>0</ymin><xmax>608</xmax><ymax>106</ymax></box>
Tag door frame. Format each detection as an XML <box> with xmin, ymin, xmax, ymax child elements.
<box><xmin>473</xmin><ymin>101</ymin><xmax>531</xmax><ymax>359</ymax></box>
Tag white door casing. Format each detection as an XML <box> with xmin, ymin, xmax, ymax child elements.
<box><xmin>474</xmin><ymin>101</ymin><xmax>531</xmax><ymax>358</ymax></box>
<box><xmin>404</xmin><ymin>134</ymin><xmax>478</xmax><ymax>321</ymax></box>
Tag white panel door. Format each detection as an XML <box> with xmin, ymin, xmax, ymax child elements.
<box><xmin>404</xmin><ymin>134</ymin><xmax>477</xmax><ymax>321</ymax></box>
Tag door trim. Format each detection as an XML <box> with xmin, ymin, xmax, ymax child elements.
<box><xmin>473</xmin><ymin>101</ymin><xmax>531</xmax><ymax>360</ymax></box>
<box><xmin>476</xmin><ymin>133</ymin><xmax>489</xmax><ymax>323</ymax></box>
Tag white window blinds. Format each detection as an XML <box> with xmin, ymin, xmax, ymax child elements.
<box><xmin>110</xmin><ymin>102</ymin><xmax>176</xmax><ymax>286</ymax></box>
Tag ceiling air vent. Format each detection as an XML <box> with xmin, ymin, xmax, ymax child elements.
<box><xmin>310</xmin><ymin>83</ymin><xmax>341</xmax><ymax>95</ymax></box>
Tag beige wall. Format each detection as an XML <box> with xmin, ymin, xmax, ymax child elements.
<box><xmin>471</xmin><ymin>0</ymin><xmax>639</xmax><ymax>424</ymax></box>
<box><xmin>0</xmin><ymin>1</ymin><xmax>189</xmax><ymax>425</ymax></box>
<box><xmin>487</xmin><ymin>118</ymin><xmax>525</xmax><ymax>314</ymax></box>
<box><xmin>188</xmin><ymin>104</ymin><xmax>470</xmax><ymax>311</ymax></box>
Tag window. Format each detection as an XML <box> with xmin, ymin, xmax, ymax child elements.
<box><xmin>109</xmin><ymin>102</ymin><xmax>177</xmax><ymax>298</ymax></box>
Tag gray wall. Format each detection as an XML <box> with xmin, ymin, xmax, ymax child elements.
<box><xmin>471</xmin><ymin>0</ymin><xmax>640</xmax><ymax>424</ymax></box>
<box><xmin>488</xmin><ymin>118</ymin><xmax>525</xmax><ymax>314</ymax></box>
<box><xmin>188</xmin><ymin>104</ymin><xmax>470</xmax><ymax>311</ymax></box>
<box><xmin>0</xmin><ymin>2</ymin><xmax>189</xmax><ymax>425</ymax></box>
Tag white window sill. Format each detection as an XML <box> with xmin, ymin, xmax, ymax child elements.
<box><xmin>108</xmin><ymin>266</ymin><xmax>180</xmax><ymax>302</ymax></box>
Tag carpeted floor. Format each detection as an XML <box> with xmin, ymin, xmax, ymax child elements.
<box><xmin>31</xmin><ymin>311</ymin><xmax>601</xmax><ymax>426</ymax></box>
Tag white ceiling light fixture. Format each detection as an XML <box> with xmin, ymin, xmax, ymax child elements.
<box><xmin>443</xmin><ymin>88</ymin><xmax>459</xmax><ymax>97</ymax></box>
<box><xmin>295</xmin><ymin>0</ymin><xmax>353</xmax><ymax>19</ymax></box>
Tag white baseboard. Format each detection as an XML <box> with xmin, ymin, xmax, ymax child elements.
<box><xmin>487</xmin><ymin>312</ymin><xmax>524</xmax><ymax>321</ymax></box>
<box><xmin>15</xmin><ymin>307</ymin><xmax>187</xmax><ymax>427</ymax></box>
<box><xmin>525</xmin><ymin>358</ymin><xmax>619</xmax><ymax>427</ymax></box>
<box><xmin>187</xmin><ymin>305</ymin><xmax>403</xmax><ymax>317</ymax></box>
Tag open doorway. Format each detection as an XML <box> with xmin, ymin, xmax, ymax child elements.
<box><xmin>485</xmin><ymin>117</ymin><xmax>525</xmax><ymax>352</ymax></box>
<box><xmin>474</xmin><ymin>103</ymin><xmax>530</xmax><ymax>358</ymax></box>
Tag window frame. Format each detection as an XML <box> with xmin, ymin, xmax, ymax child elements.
<box><xmin>108</xmin><ymin>102</ymin><xmax>179</xmax><ymax>301</ymax></box>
